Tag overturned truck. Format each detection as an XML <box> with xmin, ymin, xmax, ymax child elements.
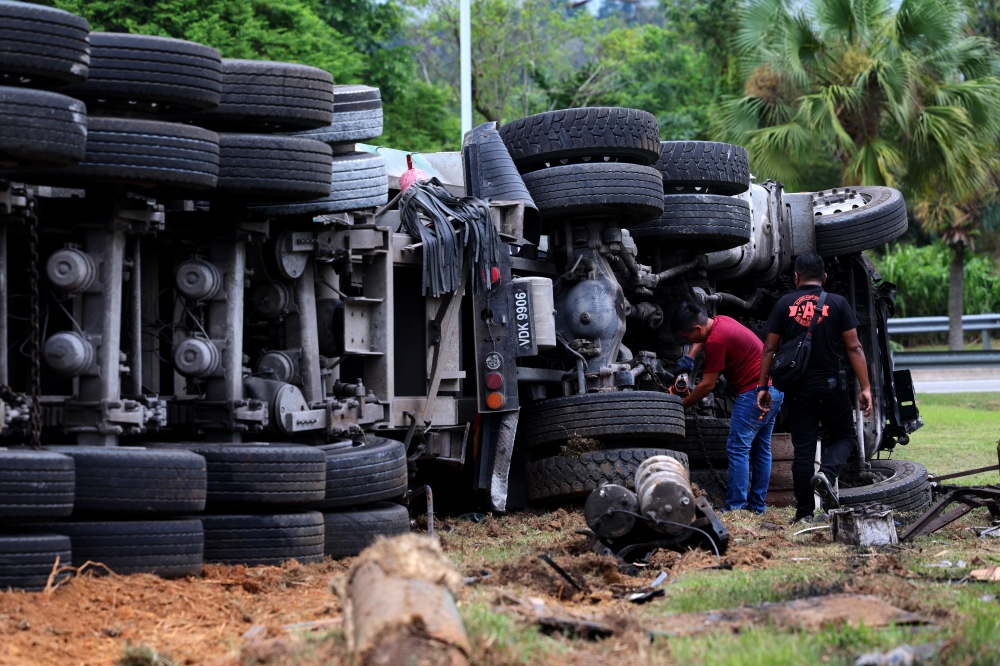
<box><xmin>0</xmin><ymin>2</ymin><xmax>926</xmax><ymax>580</ymax></box>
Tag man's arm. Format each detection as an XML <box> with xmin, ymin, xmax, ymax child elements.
<box><xmin>681</xmin><ymin>371</ymin><xmax>719</xmax><ymax>408</ymax></box>
<box><xmin>843</xmin><ymin>328</ymin><xmax>873</xmax><ymax>417</ymax></box>
<box><xmin>756</xmin><ymin>332</ymin><xmax>782</xmax><ymax>411</ymax></box>
<box><xmin>686</xmin><ymin>342</ymin><xmax>704</xmax><ymax>359</ymax></box>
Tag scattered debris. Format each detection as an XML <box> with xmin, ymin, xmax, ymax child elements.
<box><xmin>342</xmin><ymin>534</ymin><xmax>470</xmax><ymax>666</ymax></box>
<box><xmin>969</xmin><ymin>565</ymin><xmax>1000</xmax><ymax>582</ymax></box>
<box><xmin>854</xmin><ymin>642</ymin><xmax>944</xmax><ymax>666</ymax></box>
<box><xmin>538</xmin><ymin>554</ymin><xmax>591</xmax><ymax>593</ymax></box>
<box><xmin>648</xmin><ymin>594</ymin><xmax>929</xmax><ymax>637</ymax></box>
<box><xmin>926</xmin><ymin>560</ymin><xmax>966</xmax><ymax>569</ymax></box>
<box><xmin>900</xmin><ymin>485</ymin><xmax>1000</xmax><ymax>542</ymax></box>
<box><xmin>831</xmin><ymin>506</ymin><xmax>898</xmax><ymax>546</ymax></box>
<box><xmin>623</xmin><ymin>571</ymin><xmax>668</xmax><ymax>604</ymax></box>
<box><xmin>495</xmin><ymin>591</ymin><xmax>616</xmax><ymax>639</ymax></box>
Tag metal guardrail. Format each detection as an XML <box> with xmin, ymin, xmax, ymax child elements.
<box><xmin>892</xmin><ymin>350</ymin><xmax>1000</xmax><ymax>368</ymax></box>
<box><xmin>887</xmin><ymin>314</ymin><xmax>1000</xmax><ymax>350</ymax></box>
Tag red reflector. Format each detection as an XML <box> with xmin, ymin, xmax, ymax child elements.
<box><xmin>485</xmin><ymin>371</ymin><xmax>503</xmax><ymax>390</ymax></box>
<box><xmin>486</xmin><ymin>392</ymin><xmax>505</xmax><ymax>410</ymax></box>
<box><xmin>490</xmin><ymin>266</ymin><xmax>500</xmax><ymax>283</ymax></box>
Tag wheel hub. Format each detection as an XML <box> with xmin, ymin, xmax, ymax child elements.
<box><xmin>812</xmin><ymin>188</ymin><xmax>873</xmax><ymax>216</ymax></box>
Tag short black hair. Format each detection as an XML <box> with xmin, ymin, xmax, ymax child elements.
<box><xmin>795</xmin><ymin>253</ymin><xmax>826</xmax><ymax>282</ymax></box>
<box><xmin>670</xmin><ymin>301</ymin><xmax>708</xmax><ymax>333</ymax></box>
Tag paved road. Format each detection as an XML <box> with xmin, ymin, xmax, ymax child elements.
<box><xmin>913</xmin><ymin>379</ymin><xmax>1000</xmax><ymax>394</ymax></box>
<box><xmin>909</xmin><ymin>367</ymin><xmax>1000</xmax><ymax>394</ymax></box>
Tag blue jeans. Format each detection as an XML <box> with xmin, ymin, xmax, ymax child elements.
<box><xmin>724</xmin><ymin>387</ymin><xmax>784</xmax><ymax>512</ymax></box>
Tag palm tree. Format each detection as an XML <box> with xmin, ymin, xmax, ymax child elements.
<box><xmin>718</xmin><ymin>0</ymin><xmax>1000</xmax><ymax>349</ymax></box>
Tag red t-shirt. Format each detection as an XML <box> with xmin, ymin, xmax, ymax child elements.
<box><xmin>702</xmin><ymin>315</ymin><xmax>764</xmax><ymax>395</ymax></box>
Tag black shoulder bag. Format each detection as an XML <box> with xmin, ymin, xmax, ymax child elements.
<box><xmin>770</xmin><ymin>291</ymin><xmax>828</xmax><ymax>392</ymax></box>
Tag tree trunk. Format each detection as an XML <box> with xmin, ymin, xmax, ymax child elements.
<box><xmin>947</xmin><ymin>242</ymin><xmax>965</xmax><ymax>351</ymax></box>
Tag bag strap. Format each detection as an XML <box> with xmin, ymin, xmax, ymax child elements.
<box><xmin>806</xmin><ymin>291</ymin><xmax>829</xmax><ymax>339</ymax></box>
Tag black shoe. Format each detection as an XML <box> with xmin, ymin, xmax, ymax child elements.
<box><xmin>811</xmin><ymin>473</ymin><xmax>841</xmax><ymax>511</ymax></box>
<box><xmin>791</xmin><ymin>513</ymin><xmax>812</xmax><ymax>525</ymax></box>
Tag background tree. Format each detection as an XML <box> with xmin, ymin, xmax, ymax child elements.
<box><xmin>719</xmin><ymin>0</ymin><xmax>1000</xmax><ymax>349</ymax></box>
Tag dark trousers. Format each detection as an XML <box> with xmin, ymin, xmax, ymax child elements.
<box><xmin>786</xmin><ymin>377</ymin><xmax>857</xmax><ymax>517</ymax></box>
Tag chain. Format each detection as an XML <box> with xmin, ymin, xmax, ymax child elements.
<box><xmin>26</xmin><ymin>196</ymin><xmax>41</xmax><ymax>449</ymax></box>
<box><xmin>692</xmin><ymin>411</ymin><xmax>727</xmax><ymax>491</ymax></box>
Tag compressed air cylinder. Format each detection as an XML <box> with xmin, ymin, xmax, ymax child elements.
<box><xmin>635</xmin><ymin>455</ymin><xmax>696</xmax><ymax>533</ymax></box>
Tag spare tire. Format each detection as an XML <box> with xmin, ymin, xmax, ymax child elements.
<box><xmin>656</xmin><ymin>141</ymin><xmax>751</xmax><ymax>195</ymax></box>
<box><xmin>187</xmin><ymin>59</ymin><xmax>334</xmax><ymax>131</ymax></box>
<box><xmin>499</xmin><ymin>107</ymin><xmax>660</xmax><ymax>172</ymax></box>
<box><xmin>292</xmin><ymin>84</ymin><xmax>383</xmax><ymax>145</ymax></box>
<box><xmin>0</xmin><ymin>87</ymin><xmax>87</xmax><ymax>169</ymax></box>
<box><xmin>248</xmin><ymin>151</ymin><xmax>388</xmax><ymax>217</ymax></box>
<box><xmin>519</xmin><ymin>391</ymin><xmax>685</xmax><ymax>449</ymax></box>
<box><xmin>323</xmin><ymin>503</ymin><xmax>410</xmax><ymax>558</ymax></box>
<box><xmin>187</xmin><ymin>444</ymin><xmax>327</xmax><ymax>506</ymax></box>
<box><xmin>525</xmin><ymin>448</ymin><xmax>689</xmax><ymax>503</ymax></box>
<box><xmin>839</xmin><ymin>459</ymin><xmax>931</xmax><ymax>513</ymax></box>
<box><xmin>811</xmin><ymin>186</ymin><xmax>908</xmax><ymax>256</ymax></box>
<box><xmin>201</xmin><ymin>512</ymin><xmax>324</xmax><ymax>566</ymax></box>
<box><xmin>48</xmin><ymin>447</ymin><xmax>206</xmax><ymax>515</ymax></box>
<box><xmin>21</xmin><ymin>519</ymin><xmax>204</xmax><ymax>577</ymax></box>
<box><xmin>0</xmin><ymin>450</ymin><xmax>74</xmax><ymax>519</ymax></box>
<box><xmin>215</xmin><ymin>134</ymin><xmax>332</xmax><ymax>200</ymax></box>
<box><xmin>10</xmin><ymin>117</ymin><xmax>219</xmax><ymax>190</ymax></box>
<box><xmin>0</xmin><ymin>534</ymin><xmax>72</xmax><ymax>591</ymax></box>
<box><xmin>521</xmin><ymin>162</ymin><xmax>664</xmax><ymax>225</ymax></box>
<box><xmin>61</xmin><ymin>33</ymin><xmax>222</xmax><ymax>112</ymax></box>
<box><xmin>630</xmin><ymin>194</ymin><xmax>752</xmax><ymax>252</ymax></box>
<box><xmin>312</xmin><ymin>437</ymin><xmax>408</xmax><ymax>510</ymax></box>
<box><xmin>0</xmin><ymin>2</ymin><xmax>89</xmax><ymax>86</ymax></box>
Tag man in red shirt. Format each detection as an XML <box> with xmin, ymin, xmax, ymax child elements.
<box><xmin>670</xmin><ymin>302</ymin><xmax>784</xmax><ymax>513</ymax></box>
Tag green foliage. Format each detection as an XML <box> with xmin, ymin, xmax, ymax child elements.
<box><xmin>870</xmin><ymin>242</ymin><xmax>1000</xmax><ymax>317</ymax></box>
<box><xmin>45</xmin><ymin>0</ymin><xmax>364</xmax><ymax>79</ymax></box>
<box><xmin>381</xmin><ymin>81</ymin><xmax>462</xmax><ymax>152</ymax></box>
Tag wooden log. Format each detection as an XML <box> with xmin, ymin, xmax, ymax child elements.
<box><xmin>344</xmin><ymin>534</ymin><xmax>471</xmax><ymax>666</ymax></box>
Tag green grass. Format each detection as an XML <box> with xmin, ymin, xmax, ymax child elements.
<box><xmin>905</xmin><ymin>392</ymin><xmax>1000</xmax><ymax>485</ymax></box>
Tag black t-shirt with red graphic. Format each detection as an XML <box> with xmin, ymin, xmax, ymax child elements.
<box><xmin>764</xmin><ymin>284</ymin><xmax>860</xmax><ymax>379</ymax></box>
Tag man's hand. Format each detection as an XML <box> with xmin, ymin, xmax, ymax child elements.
<box><xmin>859</xmin><ymin>387</ymin><xmax>873</xmax><ymax>417</ymax></box>
<box><xmin>757</xmin><ymin>388</ymin><xmax>772</xmax><ymax>413</ymax></box>
<box><xmin>675</xmin><ymin>355</ymin><xmax>696</xmax><ymax>373</ymax></box>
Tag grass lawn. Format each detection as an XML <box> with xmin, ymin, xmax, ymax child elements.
<box><xmin>904</xmin><ymin>392</ymin><xmax>1000</xmax><ymax>485</ymax></box>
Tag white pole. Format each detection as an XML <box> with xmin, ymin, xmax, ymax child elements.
<box><xmin>460</xmin><ymin>0</ymin><xmax>472</xmax><ymax>137</ymax></box>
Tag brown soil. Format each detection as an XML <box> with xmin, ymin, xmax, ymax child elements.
<box><xmin>0</xmin><ymin>560</ymin><xmax>348</xmax><ymax>666</ymax></box>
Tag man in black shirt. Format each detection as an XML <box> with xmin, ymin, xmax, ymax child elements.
<box><xmin>756</xmin><ymin>253</ymin><xmax>873</xmax><ymax>522</ymax></box>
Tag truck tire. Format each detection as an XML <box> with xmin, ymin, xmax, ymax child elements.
<box><xmin>248</xmin><ymin>151</ymin><xmax>387</xmax><ymax>217</ymax></box>
<box><xmin>499</xmin><ymin>107</ymin><xmax>660</xmax><ymax>172</ymax></box>
<box><xmin>201</xmin><ymin>512</ymin><xmax>325</xmax><ymax>566</ymax></box>
<box><xmin>656</xmin><ymin>141</ymin><xmax>750</xmax><ymax>195</ymax></box>
<box><xmin>525</xmin><ymin>448</ymin><xmax>689</xmax><ymax>503</ymax></box>
<box><xmin>811</xmin><ymin>186</ymin><xmax>908</xmax><ymax>256</ymax></box>
<box><xmin>215</xmin><ymin>134</ymin><xmax>332</xmax><ymax>200</ymax></box>
<box><xmin>189</xmin><ymin>59</ymin><xmax>334</xmax><ymax>131</ymax></box>
<box><xmin>689</xmin><ymin>468</ymin><xmax>728</xmax><ymax>507</ymax></box>
<box><xmin>0</xmin><ymin>450</ymin><xmax>74</xmax><ymax>519</ymax></box>
<box><xmin>519</xmin><ymin>391</ymin><xmax>685</xmax><ymax>449</ymax></box>
<box><xmin>0</xmin><ymin>534</ymin><xmax>72</xmax><ymax>591</ymax></box>
<box><xmin>61</xmin><ymin>33</ymin><xmax>222</xmax><ymax>111</ymax></box>
<box><xmin>521</xmin><ymin>162</ymin><xmax>664</xmax><ymax>225</ymax></box>
<box><xmin>0</xmin><ymin>87</ymin><xmax>87</xmax><ymax>168</ymax></box>
<box><xmin>21</xmin><ymin>519</ymin><xmax>204</xmax><ymax>577</ymax></box>
<box><xmin>0</xmin><ymin>2</ymin><xmax>89</xmax><ymax>86</ymax></box>
<box><xmin>674</xmin><ymin>416</ymin><xmax>730</xmax><ymax>465</ymax></box>
<box><xmin>292</xmin><ymin>84</ymin><xmax>383</xmax><ymax>145</ymax></box>
<box><xmin>312</xmin><ymin>437</ymin><xmax>408</xmax><ymax>510</ymax></box>
<box><xmin>187</xmin><ymin>444</ymin><xmax>326</xmax><ymax>506</ymax></box>
<box><xmin>629</xmin><ymin>194</ymin><xmax>752</xmax><ymax>252</ymax></box>
<box><xmin>47</xmin><ymin>447</ymin><xmax>206</xmax><ymax>515</ymax></box>
<box><xmin>838</xmin><ymin>459</ymin><xmax>931</xmax><ymax>513</ymax></box>
<box><xmin>323</xmin><ymin>503</ymin><xmax>410</xmax><ymax>558</ymax></box>
<box><xmin>11</xmin><ymin>117</ymin><xmax>219</xmax><ymax>190</ymax></box>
